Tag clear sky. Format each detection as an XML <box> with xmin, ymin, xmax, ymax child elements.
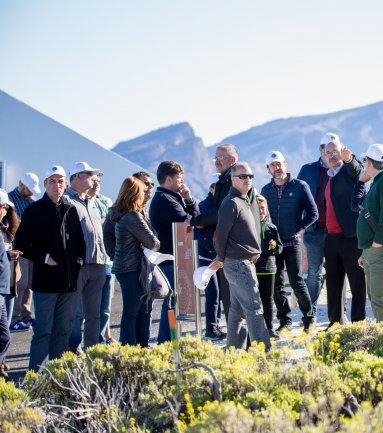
<box><xmin>1</xmin><ymin>0</ymin><xmax>383</xmax><ymax>148</ymax></box>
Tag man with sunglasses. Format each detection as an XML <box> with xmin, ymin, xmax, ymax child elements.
<box><xmin>297</xmin><ymin>134</ymin><xmax>330</xmax><ymax>319</ymax></box>
<box><xmin>211</xmin><ymin>163</ymin><xmax>270</xmax><ymax>349</ymax></box>
<box><xmin>261</xmin><ymin>151</ymin><xmax>317</xmax><ymax>333</ymax></box>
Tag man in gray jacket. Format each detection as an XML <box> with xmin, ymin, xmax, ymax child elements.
<box><xmin>211</xmin><ymin>163</ymin><xmax>270</xmax><ymax>350</ymax></box>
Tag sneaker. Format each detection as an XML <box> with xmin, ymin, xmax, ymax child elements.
<box><xmin>69</xmin><ymin>347</ymin><xmax>83</xmax><ymax>356</ymax></box>
<box><xmin>10</xmin><ymin>321</ymin><xmax>31</xmax><ymax>332</ymax></box>
<box><xmin>205</xmin><ymin>327</ymin><xmax>227</xmax><ymax>341</ymax></box>
<box><xmin>276</xmin><ymin>323</ymin><xmax>292</xmax><ymax>333</ymax></box>
<box><xmin>24</xmin><ymin>318</ymin><xmax>35</xmax><ymax>327</ymax></box>
<box><xmin>268</xmin><ymin>329</ymin><xmax>280</xmax><ymax>339</ymax></box>
<box><xmin>105</xmin><ymin>338</ymin><xmax>117</xmax><ymax>345</ymax></box>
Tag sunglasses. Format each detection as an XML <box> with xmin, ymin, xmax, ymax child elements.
<box><xmin>233</xmin><ymin>174</ymin><xmax>254</xmax><ymax>180</ymax></box>
<box><xmin>144</xmin><ymin>181</ymin><xmax>155</xmax><ymax>188</ymax></box>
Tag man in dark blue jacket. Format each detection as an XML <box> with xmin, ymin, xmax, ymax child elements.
<box><xmin>297</xmin><ymin>133</ymin><xmax>330</xmax><ymax>318</ymax></box>
<box><xmin>149</xmin><ymin>161</ymin><xmax>199</xmax><ymax>343</ymax></box>
<box><xmin>261</xmin><ymin>151</ymin><xmax>318</xmax><ymax>332</ymax></box>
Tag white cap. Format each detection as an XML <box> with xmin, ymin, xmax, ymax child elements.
<box><xmin>0</xmin><ymin>189</ymin><xmax>14</xmax><ymax>207</ymax></box>
<box><xmin>363</xmin><ymin>144</ymin><xmax>383</xmax><ymax>162</ymax></box>
<box><xmin>320</xmin><ymin>132</ymin><xmax>340</xmax><ymax>146</ymax></box>
<box><xmin>20</xmin><ymin>172</ymin><xmax>41</xmax><ymax>195</ymax></box>
<box><xmin>69</xmin><ymin>161</ymin><xmax>102</xmax><ymax>177</ymax></box>
<box><xmin>44</xmin><ymin>165</ymin><xmax>66</xmax><ymax>180</ymax></box>
<box><xmin>193</xmin><ymin>266</ymin><xmax>218</xmax><ymax>291</ymax></box>
<box><xmin>265</xmin><ymin>150</ymin><xmax>285</xmax><ymax>166</ymax></box>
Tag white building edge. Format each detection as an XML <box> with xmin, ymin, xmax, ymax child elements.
<box><xmin>0</xmin><ymin>90</ymin><xmax>149</xmax><ymax>199</ymax></box>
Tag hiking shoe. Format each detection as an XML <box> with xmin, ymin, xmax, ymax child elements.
<box><xmin>276</xmin><ymin>323</ymin><xmax>292</xmax><ymax>333</ymax></box>
<box><xmin>69</xmin><ymin>347</ymin><xmax>83</xmax><ymax>356</ymax></box>
<box><xmin>268</xmin><ymin>329</ymin><xmax>280</xmax><ymax>339</ymax></box>
<box><xmin>105</xmin><ymin>338</ymin><xmax>117</xmax><ymax>345</ymax></box>
<box><xmin>24</xmin><ymin>318</ymin><xmax>35</xmax><ymax>328</ymax></box>
<box><xmin>205</xmin><ymin>327</ymin><xmax>227</xmax><ymax>341</ymax></box>
<box><xmin>10</xmin><ymin>321</ymin><xmax>31</xmax><ymax>332</ymax></box>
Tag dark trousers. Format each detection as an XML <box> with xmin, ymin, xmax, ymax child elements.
<box><xmin>217</xmin><ymin>268</ymin><xmax>231</xmax><ymax>323</ymax></box>
<box><xmin>0</xmin><ymin>295</ymin><xmax>10</xmax><ymax>363</ymax></box>
<box><xmin>275</xmin><ymin>243</ymin><xmax>314</xmax><ymax>325</ymax></box>
<box><xmin>157</xmin><ymin>264</ymin><xmax>174</xmax><ymax>344</ymax></box>
<box><xmin>257</xmin><ymin>274</ymin><xmax>275</xmax><ymax>329</ymax></box>
<box><xmin>199</xmin><ymin>258</ymin><xmax>220</xmax><ymax>332</ymax></box>
<box><xmin>116</xmin><ymin>272</ymin><xmax>152</xmax><ymax>347</ymax></box>
<box><xmin>29</xmin><ymin>291</ymin><xmax>78</xmax><ymax>372</ymax></box>
<box><xmin>324</xmin><ymin>234</ymin><xmax>366</xmax><ymax>323</ymax></box>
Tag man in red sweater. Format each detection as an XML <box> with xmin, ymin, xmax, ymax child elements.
<box><xmin>323</xmin><ymin>135</ymin><xmax>366</xmax><ymax>328</ymax></box>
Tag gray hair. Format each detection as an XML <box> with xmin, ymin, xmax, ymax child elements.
<box><xmin>216</xmin><ymin>144</ymin><xmax>238</xmax><ymax>158</ymax></box>
<box><xmin>231</xmin><ymin>162</ymin><xmax>252</xmax><ymax>175</ymax></box>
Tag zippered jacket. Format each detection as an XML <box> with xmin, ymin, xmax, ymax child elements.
<box><xmin>14</xmin><ymin>194</ymin><xmax>86</xmax><ymax>293</ymax></box>
<box><xmin>261</xmin><ymin>176</ymin><xmax>318</xmax><ymax>241</ymax></box>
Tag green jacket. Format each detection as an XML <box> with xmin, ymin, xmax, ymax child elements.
<box><xmin>357</xmin><ymin>171</ymin><xmax>383</xmax><ymax>249</ymax></box>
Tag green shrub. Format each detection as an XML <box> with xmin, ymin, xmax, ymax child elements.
<box><xmin>313</xmin><ymin>321</ymin><xmax>383</xmax><ymax>364</ymax></box>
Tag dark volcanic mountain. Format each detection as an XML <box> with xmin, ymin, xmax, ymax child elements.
<box><xmin>113</xmin><ymin>122</ymin><xmax>212</xmax><ymax>199</ymax></box>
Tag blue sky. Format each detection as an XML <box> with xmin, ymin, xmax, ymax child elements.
<box><xmin>1</xmin><ymin>0</ymin><xmax>383</xmax><ymax>148</ymax></box>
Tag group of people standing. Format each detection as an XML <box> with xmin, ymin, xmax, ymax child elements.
<box><xmin>0</xmin><ymin>132</ymin><xmax>383</xmax><ymax>376</ymax></box>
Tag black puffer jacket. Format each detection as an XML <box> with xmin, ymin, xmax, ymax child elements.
<box><xmin>256</xmin><ymin>220</ymin><xmax>283</xmax><ymax>274</ymax></box>
<box><xmin>109</xmin><ymin>208</ymin><xmax>160</xmax><ymax>274</ymax></box>
<box><xmin>14</xmin><ymin>194</ymin><xmax>85</xmax><ymax>293</ymax></box>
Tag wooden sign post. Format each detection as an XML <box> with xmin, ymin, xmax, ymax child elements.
<box><xmin>172</xmin><ymin>222</ymin><xmax>202</xmax><ymax>336</ymax></box>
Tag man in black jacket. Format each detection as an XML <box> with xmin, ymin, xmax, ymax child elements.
<box><xmin>15</xmin><ymin>165</ymin><xmax>85</xmax><ymax>371</ymax></box>
<box><xmin>323</xmin><ymin>139</ymin><xmax>366</xmax><ymax>326</ymax></box>
<box><xmin>149</xmin><ymin>161</ymin><xmax>199</xmax><ymax>343</ymax></box>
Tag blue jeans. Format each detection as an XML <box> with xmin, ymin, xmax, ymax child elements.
<box><xmin>157</xmin><ymin>264</ymin><xmax>174</xmax><ymax>344</ymax></box>
<box><xmin>99</xmin><ymin>269</ymin><xmax>113</xmax><ymax>343</ymax></box>
<box><xmin>0</xmin><ymin>295</ymin><xmax>10</xmax><ymax>363</ymax></box>
<box><xmin>29</xmin><ymin>291</ymin><xmax>78</xmax><ymax>372</ymax></box>
<box><xmin>4</xmin><ymin>294</ymin><xmax>14</xmax><ymax>328</ymax></box>
<box><xmin>116</xmin><ymin>271</ymin><xmax>152</xmax><ymax>346</ymax></box>
<box><xmin>199</xmin><ymin>258</ymin><xmax>220</xmax><ymax>332</ymax></box>
<box><xmin>275</xmin><ymin>243</ymin><xmax>314</xmax><ymax>325</ymax></box>
<box><xmin>303</xmin><ymin>228</ymin><xmax>326</xmax><ymax>315</ymax></box>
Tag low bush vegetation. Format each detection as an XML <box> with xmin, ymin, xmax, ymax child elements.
<box><xmin>8</xmin><ymin>320</ymin><xmax>383</xmax><ymax>432</ymax></box>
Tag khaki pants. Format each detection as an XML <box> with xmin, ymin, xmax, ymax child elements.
<box><xmin>362</xmin><ymin>247</ymin><xmax>383</xmax><ymax>321</ymax></box>
<box><xmin>12</xmin><ymin>257</ymin><xmax>33</xmax><ymax>322</ymax></box>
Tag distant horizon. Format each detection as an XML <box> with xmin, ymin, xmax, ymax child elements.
<box><xmin>2</xmin><ymin>88</ymin><xmax>382</xmax><ymax>150</ymax></box>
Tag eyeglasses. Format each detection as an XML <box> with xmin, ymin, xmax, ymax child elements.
<box><xmin>233</xmin><ymin>174</ymin><xmax>254</xmax><ymax>180</ymax></box>
<box><xmin>213</xmin><ymin>155</ymin><xmax>228</xmax><ymax>162</ymax></box>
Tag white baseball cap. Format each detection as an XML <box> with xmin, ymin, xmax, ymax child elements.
<box><xmin>363</xmin><ymin>144</ymin><xmax>383</xmax><ymax>162</ymax></box>
<box><xmin>0</xmin><ymin>189</ymin><xmax>14</xmax><ymax>207</ymax></box>
<box><xmin>69</xmin><ymin>161</ymin><xmax>102</xmax><ymax>177</ymax></box>
<box><xmin>44</xmin><ymin>165</ymin><xmax>66</xmax><ymax>180</ymax></box>
<box><xmin>265</xmin><ymin>150</ymin><xmax>285</xmax><ymax>166</ymax></box>
<box><xmin>320</xmin><ymin>132</ymin><xmax>340</xmax><ymax>146</ymax></box>
<box><xmin>20</xmin><ymin>172</ymin><xmax>41</xmax><ymax>195</ymax></box>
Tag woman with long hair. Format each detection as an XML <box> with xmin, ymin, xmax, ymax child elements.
<box><xmin>0</xmin><ymin>201</ymin><xmax>20</xmax><ymax>325</ymax></box>
<box><xmin>109</xmin><ymin>176</ymin><xmax>160</xmax><ymax>346</ymax></box>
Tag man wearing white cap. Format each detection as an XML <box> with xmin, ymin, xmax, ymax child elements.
<box><xmin>357</xmin><ymin>144</ymin><xmax>383</xmax><ymax>321</ymax></box>
<box><xmin>8</xmin><ymin>172</ymin><xmax>41</xmax><ymax>332</ymax></box>
<box><xmin>297</xmin><ymin>134</ymin><xmax>331</xmax><ymax>318</ymax></box>
<box><xmin>14</xmin><ymin>165</ymin><xmax>85</xmax><ymax>371</ymax></box>
<box><xmin>65</xmin><ymin>162</ymin><xmax>107</xmax><ymax>352</ymax></box>
<box><xmin>261</xmin><ymin>151</ymin><xmax>317</xmax><ymax>332</ymax></box>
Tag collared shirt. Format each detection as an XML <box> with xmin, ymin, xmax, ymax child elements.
<box><xmin>8</xmin><ymin>188</ymin><xmax>34</xmax><ymax>218</ymax></box>
<box><xmin>327</xmin><ymin>163</ymin><xmax>344</xmax><ymax>178</ymax></box>
<box><xmin>65</xmin><ymin>187</ymin><xmax>106</xmax><ymax>265</ymax></box>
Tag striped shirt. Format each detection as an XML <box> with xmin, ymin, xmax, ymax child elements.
<box><xmin>64</xmin><ymin>188</ymin><xmax>107</xmax><ymax>265</ymax></box>
<box><xmin>8</xmin><ymin>188</ymin><xmax>34</xmax><ymax>218</ymax></box>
